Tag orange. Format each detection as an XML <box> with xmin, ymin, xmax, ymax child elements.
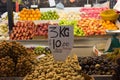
<box><xmin>32</xmin><ymin>11</ymin><xmax>35</xmax><ymax>14</ymax></box>
<box><xmin>35</xmin><ymin>18</ymin><xmax>39</xmax><ymax>20</ymax></box>
<box><xmin>25</xmin><ymin>14</ymin><xmax>29</xmax><ymax>18</ymax></box>
<box><xmin>28</xmin><ymin>18</ymin><xmax>31</xmax><ymax>20</ymax></box>
<box><xmin>23</xmin><ymin>18</ymin><xmax>27</xmax><ymax>20</ymax></box>
<box><xmin>32</xmin><ymin>18</ymin><xmax>35</xmax><ymax>20</ymax></box>
<box><xmin>34</xmin><ymin>15</ymin><xmax>37</xmax><ymax>18</ymax></box>
<box><xmin>35</xmin><ymin>9</ymin><xmax>39</xmax><ymax>11</ymax></box>
<box><xmin>36</xmin><ymin>11</ymin><xmax>40</xmax><ymax>14</ymax></box>
<box><xmin>106</xmin><ymin>20</ymin><xmax>110</xmax><ymax>24</ymax></box>
<box><xmin>30</xmin><ymin>15</ymin><xmax>33</xmax><ymax>18</ymax></box>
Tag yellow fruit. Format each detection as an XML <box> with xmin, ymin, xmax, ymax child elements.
<box><xmin>19</xmin><ymin>8</ymin><xmax>41</xmax><ymax>21</ymax></box>
<box><xmin>30</xmin><ymin>15</ymin><xmax>33</xmax><ymax>18</ymax></box>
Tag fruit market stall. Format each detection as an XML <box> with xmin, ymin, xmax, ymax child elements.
<box><xmin>1</xmin><ymin>7</ymin><xmax>120</xmax><ymax>41</ymax></box>
<box><xmin>0</xmin><ymin>0</ymin><xmax>120</xmax><ymax>80</ymax></box>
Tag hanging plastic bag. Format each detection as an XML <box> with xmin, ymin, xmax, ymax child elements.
<box><xmin>114</xmin><ymin>0</ymin><xmax>120</xmax><ymax>11</ymax></box>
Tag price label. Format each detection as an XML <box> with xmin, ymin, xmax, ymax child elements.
<box><xmin>48</xmin><ymin>0</ymin><xmax>56</xmax><ymax>7</ymax></box>
<box><xmin>48</xmin><ymin>25</ymin><xmax>74</xmax><ymax>61</ymax></box>
<box><xmin>31</xmin><ymin>5</ymin><xmax>38</xmax><ymax>8</ymax></box>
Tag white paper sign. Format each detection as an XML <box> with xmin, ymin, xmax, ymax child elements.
<box><xmin>48</xmin><ymin>0</ymin><xmax>56</xmax><ymax>7</ymax></box>
<box><xmin>48</xmin><ymin>25</ymin><xmax>74</xmax><ymax>61</ymax></box>
<box><xmin>31</xmin><ymin>5</ymin><xmax>38</xmax><ymax>8</ymax></box>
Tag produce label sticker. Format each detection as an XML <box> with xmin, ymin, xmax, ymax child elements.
<box><xmin>48</xmin><ymin>0</ymin><xmax>56</xmax><ymax>7</ymax></box>
<box><xmin>48</xmin><ymin>25</ymin><xmax>74</xmax><ymax>61</ymax></box>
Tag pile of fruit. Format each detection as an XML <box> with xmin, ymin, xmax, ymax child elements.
<box><xmin>0</xmin><ymin>23</ymin><xmax>8</xmax><ymax>36</ymax></box>
<box><xmin>78</xmin><ymin>18</ymin><xmax>106</xmax><ymax>36</ymax></box>
<box><xmin>10</xmin><ymin>21</ymin><xmax>36</xmax><ymax>40</ymax></box>
<box><xmin>0</xmin><ymin>41</ymin><xmax>36</xmax><ymax>77</ymax></box>
<box><xmin>34</xmin><ymin>46</ymin><xmax>51</xmax><ymax>55</ymax></box>
<box><xmin>106</xmin><ymin>48</ymin><xmax>120</xmax><ymax>62</ymax></box>
<box><xmin>80</xmin><ymin>7</ymin><xmax>108</xmax><ymax>19</ymax></box>
<box><xmin>0</xmin><ymin>23</ymin><xmax>9</xmax><ymax>40</ymax></box>
<box><xmin>35</xmin><ymin>23</ymin><xmax>58</xmax><ymax>38</ymax></box>
<box><xmin>59</xmin><ymin>20</ymin><xmax>85</xmax><ymax>36</ymax></box>
<box><xmin>41</xmin><ymin>11</ymin><xmax>59</xmax><ymax>20</ymax></box>
<box><xmin>78</xmin><ymin>56</ymin><xmax>116</xmax><ymax>75</ymax></box>
<box><xmin>101</xmin><ymin>20</ymin><xmax>118</xmax><ymax>30</ymax></box>
<box><xmin>113</xmin><ymin>57</ymin><xmax>120</xmax><ymax>80</ymax></box>
<box><xmin>58</xmin><ymin>11</ymin><xmax>81</xmax><ymax>20</ymax></box>
<box><xmin>25</xmin><ymin>54</ymin><xmax>85</xmax><ymax>80</ymax></box>
<box><xmin>19</xmin><ymin>8</ymin><xmax>41</xmax><ymax>20</ymax></box>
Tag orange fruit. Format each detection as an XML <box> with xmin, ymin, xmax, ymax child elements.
<box><xmin>32</xmin><ymin>18</ymin><xmax>35</xmax><ymax>20</ymax></box>
<box><xmin>25</xmin><ymin>14</ymin><xmax>29</xmax><ymax>18</ymax></box>
<box><xmin>23</xmin><ymin>17</ymin><xmax>27</xmax><ymax>20</ymax></box>
<box><xmin>37</xmin><ymin>14</ymin><xmax>41</xmax><ymax>18</ymax></box>
<box><xmin>35</xmin><ymin>9</ymin><xmax>39</xmax><ymax>11</ymax></box>
<box><xmin>30</xmin><ymin>15</ymin><xmax>33</xmax><ymax>18</ymax></box>
<box><xmin>28</xmin><ymin>18</ymin><xmax>31</xmax><ymax>20</ymax></box>
<box><xmin>34</xmin><ymin>15</ymin><xmax>37</xmax><ymax>18</ymax></box>
<box><xmin>35</xmin><ymin>18</ymin><xmax>39</xmax><ymax>20</ymax></box>
<box><xmin>32</xmin><ymin>11</ymin><xmax>35</xmax><ymax>14</ymax></box>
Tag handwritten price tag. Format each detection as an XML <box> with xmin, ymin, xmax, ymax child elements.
<box><xmin>48</xmin><ymin>25</ymin><xmax>74</xmax><ymax>61</ymax></box>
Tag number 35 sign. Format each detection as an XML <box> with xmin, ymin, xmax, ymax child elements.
<box><xmin>48</xmin><ymin>25</ymin><xmax>74</xmax><ymax>61</ymax></box>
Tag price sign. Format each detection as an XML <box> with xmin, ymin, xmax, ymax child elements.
<box><xmin>48</xmin><ymin>25</ymin><xmax>74</xmax><ymax>61</ymax></box>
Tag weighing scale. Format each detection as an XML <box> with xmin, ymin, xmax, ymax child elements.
<box><xmin>105</xmin><ymin>30</ymin><xmax>120</xmax><ymax>52</ymax></box>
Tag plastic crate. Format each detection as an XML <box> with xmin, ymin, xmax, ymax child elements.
<box><xmin>92</xmin><ymin>75</ymin><xmax>113</xmax><ymax>80</ymax></box>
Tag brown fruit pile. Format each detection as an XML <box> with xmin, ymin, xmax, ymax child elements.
<box><xmin>25</xmin><ymin>54</ymin><xmax>84</xmax><ymax>80</ymax></box>
<box><xmin>0</xmin><ymin>41</ymin><xmax>36</xmax><ymax>77</ymax></box>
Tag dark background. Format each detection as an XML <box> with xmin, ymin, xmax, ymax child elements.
<box><xmin>22</xmin><ymin>0</ymin><xmax>108</xmax><ymax>8</ymax></box>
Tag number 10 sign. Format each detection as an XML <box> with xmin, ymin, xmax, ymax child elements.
<box><xmin>48</xmin><ymin>25</ymin><xmax>74</xmax><ymax>61</ymax></box>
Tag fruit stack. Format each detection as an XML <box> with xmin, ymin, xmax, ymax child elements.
<box><xmin>0</xmin><ymin>23</ymin><xmax>9</xmax><ymax>40</ymax></box>
<box><xmin>58</xmin><ymin>11</ymin><xmax>81</xmax><ymax>20</ymax></box>
<box><xmin>59</xmin><ymin>20</ymin><xmax>85</xmax><ymax>36</ymax></box>
<box><xmin>10</xmin><ymin>21</ymin><xmax>36</xmax><ymax>40</ymax></box>
<box><xmin>25</xmin><ymin>54</ymin><xmax>85</xmax><ymax>80</ymax></box>
<box><xmin>0</xmin><ymin>41</ymin><xmax>36</xmax><ymax>77</ymax></box>
<box><xmin>101</xmin><ymin>20</ymin><xmax>118</xmax><ymax>30</ymax></box>
<box><xmin>78</xmin><ymin>56</ymin><xmax>116</xmax><ymax>75</ymax></box>
<box><xmin>40</xmin><ymin>11</ymin><xmax>59</xmax><ymax>20</ymax></box>
<box><xmin>78</xmin><ymin>18</ymin><xmax>106</xmax><ymax>36</ymax></box>
<box><xmin>80</xmin><ymin>7</ymin><xmax>108</xmax><ymax>19</ymax></box>
<box><xmin>113</xmin><ymin>57</ymin><xmax>120</xmax><ymax>80</ymax></box>
<box><xmin>34</xmin><ymin>46</ymin><xmax>51</xmax><ymax>55</ymax></box>
<box><xmin>35</xmin><ymin>23</ymin><xmax>58</xmax><ymax>38</ymax></box>
<box><xmin>19</xmin><ymin>8</ymin><xmax>41</xmax><ymax>20</ymax></box>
